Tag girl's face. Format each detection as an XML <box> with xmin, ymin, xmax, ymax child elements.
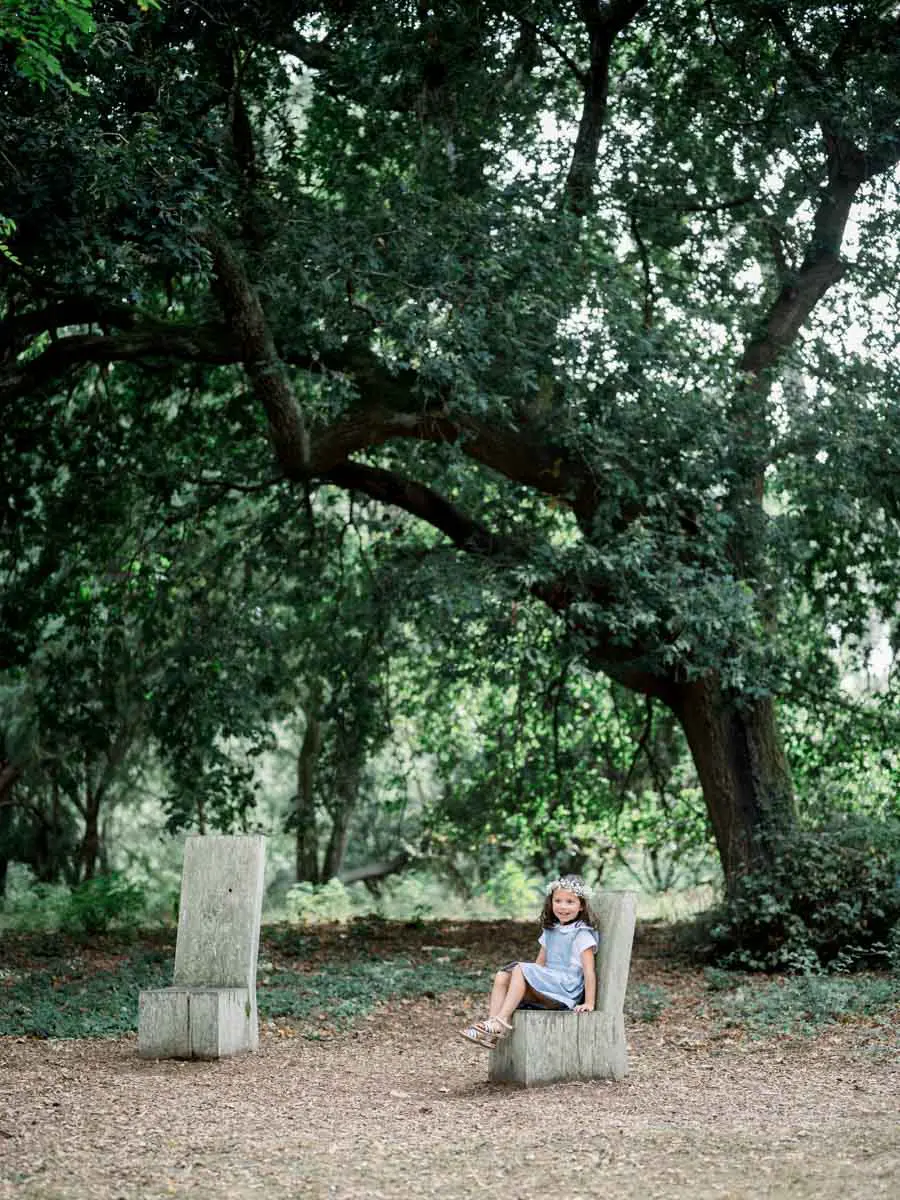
<box><xmin>551</xmin><ymin>888</ymin><xmax>582</xmax><ymax>924</ymax></box>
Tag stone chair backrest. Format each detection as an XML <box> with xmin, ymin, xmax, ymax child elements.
<box><xmin>172</xmin><ymin>834</ymin><xmax>266</xmax><ymax>991</ymax></box>
<box><xmin>591</xmin><ymin>891</ymin><xmax>637</xmax><ymax>1016</ymax></box>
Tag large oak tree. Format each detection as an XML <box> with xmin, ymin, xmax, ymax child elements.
<box><xmin>3</xmin><ymin>1</ymin><xmax>900</xmax><ymax>883</ymax></box>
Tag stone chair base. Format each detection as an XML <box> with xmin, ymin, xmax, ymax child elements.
<box><xmin>488</xmin><ymin>1010</ymin><xmax>627</xmax><ymax>1086</ymax></box>
<box><xmin>138</xmin><ymin>986</ymin><xmax>258</xmax><ymax>1060</ymax></box>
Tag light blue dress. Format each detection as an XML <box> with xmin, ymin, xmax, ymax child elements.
<box><xmin>518</xmin><ymin>920</ymin><xmax>599</xmax><ymax>1009</ymax></box>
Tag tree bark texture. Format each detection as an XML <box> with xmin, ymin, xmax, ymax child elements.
<box><xmin>564</xmin><ymin>1</ymin><xmax>648</xmax><ymax>213</ymax></box>
<box><xmin>80</xmin><ymin>797</ymin><xmax>101</xmax><ymax>882</ymax></box>
<box><xmin>0</xmin><ymin>794</ymin><xmax>11</xmax><ymax>898</ymax></box>
<box><xmin>0</xmin><ymin>762</ymin><xmax>21</xmax><ymax>805</ymax></box>
<box><xmin>669</xmin><ymin>676</ymin><xmax>795</xmax><ymax>884</ymax></box>
<box><xmin>202</xmin><ymin>230</ymin><xmax>310</xmax><ymax>476</ymax></box>
<box><xmin>78</xmin><ymin>760</ymin><xmax>111</xmax><ymax>883</ymax></box>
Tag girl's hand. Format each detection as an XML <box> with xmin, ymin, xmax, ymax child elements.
<box><xmin>573</xmin><ymin>1003</ymin><xmax>594</xmax><ymax>1013</ymax></box>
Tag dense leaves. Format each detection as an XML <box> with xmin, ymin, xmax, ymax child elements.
<box><xmin>708</xmin><ymin>817</ymin><xmax>900</xmax><ymax>971</ymax></box>
<box><xmin>2</xmin><ymin>1</ymin><xmax>900</xmax><ymax>908</ymax></box>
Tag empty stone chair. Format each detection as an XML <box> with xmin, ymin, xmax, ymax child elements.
<box><xmin>138</xmin><ymin>834</ymin><xmax>266</xmax><ymax>1060</ymax></box>
<box><xmin>488</xmin><ymin>890</ymin><xmax>637</xmax><ymax>1086</ymax></box>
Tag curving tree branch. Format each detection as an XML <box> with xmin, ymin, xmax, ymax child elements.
<box><xmin>198</xmin><ymin>229</ymin><xmax>311</xmax><ymax>476</ymax></box>
<box><xmin>1</xmin><ymin>317</ymin><xmax>624</xmax><ymax>525</ymax></box>
<box><xmin>319</xmin><ymin>458</ymin><xmax>670</xmax><ymax>698</ymax></box>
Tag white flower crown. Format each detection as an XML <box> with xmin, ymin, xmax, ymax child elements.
<box><xmin>545</xmin><ymin>875</ymin><xmax>592</xmax><ymax>899</ymax></box>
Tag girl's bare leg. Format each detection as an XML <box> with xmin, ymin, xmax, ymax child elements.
<box><xmin>488</xmin><ymin>970</ymin><xmax>511</xmax><ymax>1019</ymax></box>
<box><xmin>495</xmin><ymin>965</ymin><xmax>529</xmax><ymax>1025</ymax></box>
<box><xmin>460</xmin><ymin>965</ymin><xmax>562</xmax><ymax>1044</ymax></box>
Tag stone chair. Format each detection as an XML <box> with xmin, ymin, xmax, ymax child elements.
<box><xmin>488</xmin><ymin>890</ymin><xmax>637</xmax><ymax>1086</ymax></box>
<box><xmin>138</xmin><ymin>834</ymin><xmax>266</xmax><ymax>1060</ymax></box>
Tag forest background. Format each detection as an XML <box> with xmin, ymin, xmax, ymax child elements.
<box><xmin>1</xmin><ymin>0</ymin><xmax>900</xmax><ymax>979</ymax></box>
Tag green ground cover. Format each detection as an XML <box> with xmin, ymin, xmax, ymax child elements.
<box><xmin>704</xmin><ymin>969</ymin><xmax>899</xmax><ymax>1038</ymax></box>
<box><xmin>1</xmin><ymin>921</ymin><xmax>896</xmax><ymax>1043</ymax></box>
<box><xmin>0</xmin><ymin>926</ymin><xmax>485</xmax><ymax>1040</ymax></box>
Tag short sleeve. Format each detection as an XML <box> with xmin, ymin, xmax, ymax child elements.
<box><xmin>572</xmin><ymin>928</ymin><xmax>598</xmax><ymax>957</ymax></box>
<box><xmin>538</xmin><ymin>930</ymin><xmax>547</xmax><ymax>947</ymax></box>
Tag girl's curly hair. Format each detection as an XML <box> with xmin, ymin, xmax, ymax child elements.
<box><xmin>540</xmin><ymin>877</ymin><xmax>598</xmax><ymax>930</ymax></box>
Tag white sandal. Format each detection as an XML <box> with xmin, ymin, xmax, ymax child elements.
<box><xmin>459</xmin><ymin>1016</ymin><xmax>512</xmax><ymax>1049</ymax></box>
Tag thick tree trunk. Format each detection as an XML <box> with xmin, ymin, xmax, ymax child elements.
<box><xmin>669</xmin><ymin>675</ymin><xmax>795</xmax><ymax>886</ymax></box>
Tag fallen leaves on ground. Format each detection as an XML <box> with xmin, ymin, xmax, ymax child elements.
<box><xmin>0</xmin><ymin>920</ymin><xmax>897</xmax><ymax>1199</ymax></box>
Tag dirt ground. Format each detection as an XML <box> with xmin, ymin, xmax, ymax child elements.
<box><xmin>1</xmin><ymin>923</ymin><xmax>897</xmax><ymax>1200</ymax></box>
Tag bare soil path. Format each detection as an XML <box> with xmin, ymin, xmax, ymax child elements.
<box><xmin>1</xmin><ymin>922</ymin><xmax>897</xmax><ymax>1199</ymax></box>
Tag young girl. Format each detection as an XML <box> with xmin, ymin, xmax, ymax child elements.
<box><xmin>461</xmin><ymin>875</ymin><xmax>599</xmax><ymax>1048</ymax></box>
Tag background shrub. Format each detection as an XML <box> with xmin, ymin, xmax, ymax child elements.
<box><xmin>0</xmin><ymin>864</ymin><xmax>71</xmax><ymax>932</ymax></box>
<box><xmin>284</xmin><ymin>879</ymin><xmax>355</xmax><ymax>924</ymax></box>
<box><xmin>707</xmin><ymin>817</ymin><xmax>900</xmax><ymax>971</ymax></box>
<box><xmin>63</xmin><ymin>873</ymin><xmax>146</xmax><ymax>935</ymax></box>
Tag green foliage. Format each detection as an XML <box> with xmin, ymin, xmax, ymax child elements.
<box><xmin>626</xmin><ymin>982</ymin><xmax>671</xmax><ymax>1024</ymax></box>
<box><xmin>0</xmin><ymin>865</ymin><xmax>146</xmax><ymax>934</ymax></box>
<box><xmin>0</xmin><ymin>935</ymin><xmax>481</xmax><ymax>1039</ymax></box>
<box><xmin>258</xmin><ymin>957</ymin><xmax>482</xmax><ymax>1031</ymax></box>
<box><xmin>0</xmin><ymin>865</ymin><xmax>72</xmax><ymax>932</ymax></box>
<box><xmin>4</xmin><ymin>0</ymin><xmax>900</xmax><ymax>906</ymax></box>
<box><xmin>611</xmin><ymin>790</ymin><xmax>717</xmax><ymax>894</ymax></box>
<box><xmin>0</xmin><ymin>214</ymin><xmax>20</xmax><ymax>264</ymax></box>
<box><xmin>0</xmin><ymin>944</ymin><xmax>172</xmax><ymax>1037</ymax></box>
<box><xmin>781</xmin><ymin>687</ymin><xmax>900</xmax><ymax>826</ymax></box>
<box><xmin>63</xmin><ymin>872</ymin><xmax>145</xmax><ymax>934</ymax></box>
<box><xmin>707</xmin><ymin>819</ymin><xmax>900</xmax><ymax>971</ymax></box>
<box><xmin>280</xmin><ymin>870</ymin><xmax>555</xmax><ymax>926</ymax></box>
<box><xmin>706</xmin><ymin>971</ymin><xmax>899</xmax><ymax>1038</ymax></box>
<box><xmin>0</xmin><ymin>0</ymin><xmax>94</xmax><ymax>91</ymax></box>
<box><xmin>411</xmin><ymin>593</ymin><xmax>712</xmax><ymax>881</ymax></box>
<box><xmin>285</xmin><ymin>879</ymin><xmax>355</xmax><ymax>925</ymax></box>
<box><xmin>477</xmin><ymin>862</ymin><xmax>543</xmax><ymax>917</ymax></box>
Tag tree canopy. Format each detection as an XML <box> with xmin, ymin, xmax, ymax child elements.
<box><xmin>3</xmin><ymin>1</ymin><xmax>900</xmax><ymax>889</ymax></box>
